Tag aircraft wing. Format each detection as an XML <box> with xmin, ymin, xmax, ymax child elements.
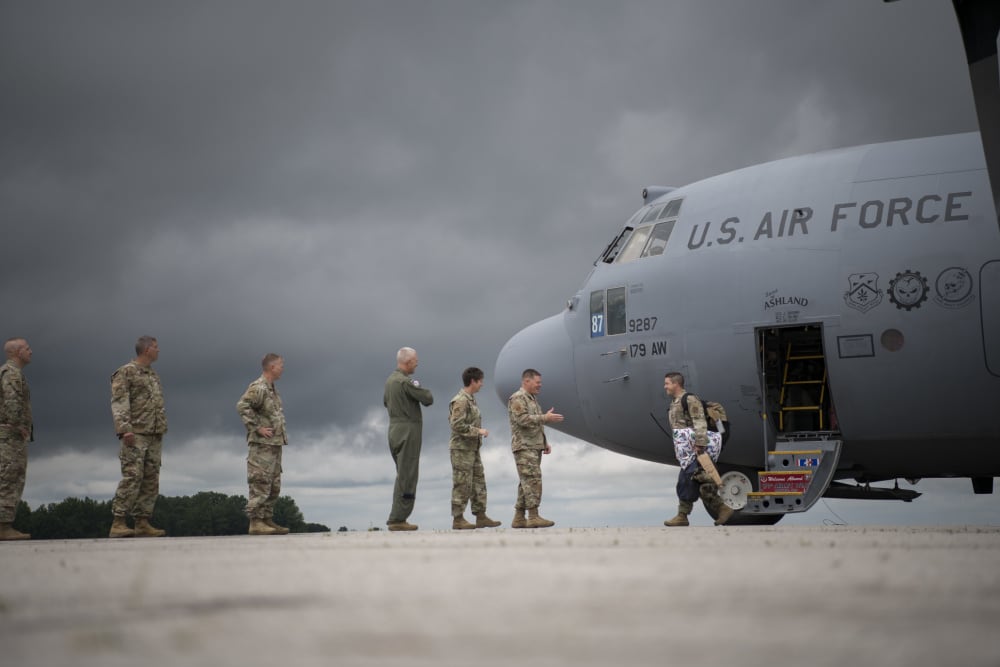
<box><xmin>951</xmin><ymin>0</ymin><xmax>1000</xmax><ymax>224</ymax></box>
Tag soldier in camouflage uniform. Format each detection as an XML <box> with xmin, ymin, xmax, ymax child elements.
<box><xmin>448</xmin><ymin>367</ymin><xmax>500</xmax><ymax>530</ymax></box>
<box><xmin>0</xmin><ymin>338</ymin><xmax>33</xmax><ymax>540</ymax></box>
<box><xmin>236</xmin><ymin>353</ymin><xmax>289</xmax><ymax>536</ymax></box>
<box><xmin>507</xmin><ymin>368</ymin><xmax>563</xmax><ymax>529</ymax></box>
<box><xmin>109</xmin><ymin>336</ymin><xmax>168</xmax><ymax>538</ymax></box>
<box><xmin>383</xmin><ymin>347</ymin><xmax>433</xmax><ymax>531</ymax></box>
<box><xmin>663</xmin><ymin>372</ymin><xmax>733</xmax><ymax>527</ymax></box>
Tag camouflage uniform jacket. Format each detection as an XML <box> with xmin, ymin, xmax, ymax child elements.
<box><xmin>236</xmin><ymin>375</ymin><xmax>287</xmax><ymax>446</ymax></box>
<box><xmin>449</xmin><ymin>389</ymin><xmax>482</xmax><ymax>451</ymax></box>
<box><xmin>0</xmin><ymin>360</ymin><xmax>32</xmax><ymax>442</ymax></box>
<box><xmin>111</xmin><ymin>361</ymin><xmax>167</xmax><ymax>436</ymax></box>
<box><xmin>383</xmin><ymin>369</ymin><xmax>433</xmax><ymax>423</ymax></box>
<box><xmin>668</xmin><ymin>392</ymin><xmax>708</xmax><ymax>449</ymax></box>
<box><xmin>508</xmin><ymin>387</ymin><xmax>547</xmax><ymax>452</ymax></box>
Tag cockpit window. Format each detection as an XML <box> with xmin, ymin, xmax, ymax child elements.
<box><xmin>627</xmin><ymin>207</ymin><xmax>648</xmax><ymax>225</ymax></box>
<box><xmin>659</xmin><ymin>198</ymin><xmax>683</xmax><ymax>219</ymax></box>
<box><xmin>640</xmin><ymin>204</ymin><xmax>665</xmax><ymax>224</ymax></box>
<box><xmin>640</xmin><ymin>220</ymin><xmax>675</xmax><ymax>257</ymax></box>
<box><xmin>614</xmin><ymin>225</ymin><xmax>652</xmax><ymax>264</ymax></box>
<box><xmin>598</xmin><ymin>198</ymin><xmax>683</xmax><ymax>265</ymax></box>
<box><xmin>596</xmin><ymin>226</ymin><xmax>634</xmax><ymax>264</ymax></box>
<box><xmin>614</xmin><ymin>197</ymin><xmax>683</xmax><ymax>263</ymax></box>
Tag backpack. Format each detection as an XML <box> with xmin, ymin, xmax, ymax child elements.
<box><xmin>681</xmin><ymin>392</ymin><xmax>731</xmax><ymax>446</ymax></box>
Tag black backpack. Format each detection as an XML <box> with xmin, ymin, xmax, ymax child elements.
<box><xmin>681</xmin><ymin>393</ymin><xmax>731</xmax><ymax>446</ymax></box>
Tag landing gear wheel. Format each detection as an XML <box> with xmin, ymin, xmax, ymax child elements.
<box><xmin>719</xmin><ymin>471</ymin><xmax>753</xmax><ymax>510</ymax></box>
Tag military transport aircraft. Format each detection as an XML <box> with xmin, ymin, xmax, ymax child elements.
<box><xmin>494</xmin><ymin>0</ymin><xmax>1000</xmax><ymax>523</ymax></box>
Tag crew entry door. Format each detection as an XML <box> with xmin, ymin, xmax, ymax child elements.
<box><xmin>577</xmin><ymin>285</ymin><xmax>637</xmax><ymax>442</ymax></box>
<box><xmin>756</xmin><ymin>324</ymin><xmax>839</xmax><ymax>437</ymax></box>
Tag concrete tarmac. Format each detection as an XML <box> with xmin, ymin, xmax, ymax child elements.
<box><xmin>2</xmin><ymin>525</ymin><xmax>998</xmax><ymax>667</ymax></box>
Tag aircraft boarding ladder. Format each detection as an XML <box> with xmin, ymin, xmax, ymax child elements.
<box><xmin>777</xmin><ymin>341</ymin><xmax>827</xmax><ymax>431</ymax></box>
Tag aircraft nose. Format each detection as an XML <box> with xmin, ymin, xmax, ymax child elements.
<box><xmin>494</xmin><ymin>313</ymin><xmax>581</xmax><ymax>425</ymax></box>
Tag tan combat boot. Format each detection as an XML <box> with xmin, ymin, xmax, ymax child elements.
<box><xmin>134</xmin><ymin>518</ymin><xmax>166</xmax><ymax>537</ymax></box>
<box><xmin>249</xmin><ymin>518</ymin><xmax>279</xmax><ymax>535</ymax></box>
<box><xmin>387</xmin><ymin>521</ymin><xmax>418</xmax><ymax>531</ymax></box>
<box><xmin>452</xmin><ymin>515</ymin><xmax>476</xmax><ymax>530</ymax></box>
<box><xmin>663</xmin><ymin>512</ymin><xmax>690</xmax><ymax>527</ymax></box>
<box><xmin>714</xmin><ymin>505</ymin><xmax>734</xmax><ymax>526</ymax></box>
<box><xmin>0</xmin><ymin>522</ymin><xmax>30</xmax><ymax>540</ymax></box>
<box><xmin>264</xmin><ymin>518</ymin><xmax>290</xmax><ymax>534</ymax></box>
<box><xmin>526</xmin><ymin>508</ymin><xmax>554</xmax><ymax>528</ymax></box>
<box><xmin>511</xmin><ymin>508</ymin><xmax>527</xmax><ymax>529</ymax></box>
<box><xmin>108</xmin><ymin>516</ymin><xmax>134</xmax><ymax>538</ymax></box>
<box><xmin>474</xmin><ymin>512</ymin><xmax>501</xmax><ymax>528</ymax></box>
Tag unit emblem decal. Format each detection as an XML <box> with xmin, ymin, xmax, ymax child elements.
<box><xmin>933</xmin><ymin>267</ymin><xmax>974</xmax><ymax>309</ymax></box>
<box><xmin>888</xmin><ymin>270</ymin><xmax>929</xmax><ymax>311</ymax></box>
<box><xmin>843</xmin><ymin>273</ymin><xmax>883</xmax><ymax>313</ymax></box>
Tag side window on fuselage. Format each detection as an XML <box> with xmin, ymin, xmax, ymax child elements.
<box><xmin>590</xmin><ymin>287</ymin><xmax>627</xmax><ymax>337</ymax></box>
<box><xmin>607</xmin><ymin>287</ymin><xmax>627</xmax><ymax>335</ymax></box>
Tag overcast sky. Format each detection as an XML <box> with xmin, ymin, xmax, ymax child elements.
<box><xmin>2</xmin><ymin>0</ymin><xmax>995</xmax><ymax>530</ymax></box>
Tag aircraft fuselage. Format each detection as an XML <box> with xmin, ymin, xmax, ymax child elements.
<box><xmin>495</xmin><ymin>132</ymin><xmax>1000</xmax><ymax>484</ymax></box>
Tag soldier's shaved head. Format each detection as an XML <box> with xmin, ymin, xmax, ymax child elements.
<box><xmin>4</xmin><ymin>338</ymin><xmax>27</xmax><ymax>358</ymax></box>
<box><xmin>664</xmin><ymin>372</ymin><xmax>685</xmax><ymax>388</ymax></box>
<box><xmin>521</xmin><ymin>368</ymin><xmax>541</xmax><ymax>380</ymax></box>
<box><xmin>261</xmin><ymin>353</ymin><xmax>282</xmax><ymax>369</ymax></box>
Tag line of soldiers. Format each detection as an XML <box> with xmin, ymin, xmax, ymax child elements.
<box><xmin>0</xmin><ymin>336</ymin><xmax>568</xmax><ymax>540</ymax></box>
<box><xmin>0</xmin><ymin>335</ymin><xmax>295</xmax><ymax>540</ymax></box>
<box><xmin>0</xmin><ymin>337</ymin><xmax>730</xmax><ymax>541</ymax></box>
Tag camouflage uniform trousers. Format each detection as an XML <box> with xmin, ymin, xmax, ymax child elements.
<box><xmin>513</xmin><ymin>449</ymin><xmax>543</xmax><ymax>511</ymax></box>
<box><xmin>678</xmin><ymin>468</ymin><xmax>726</xmax><ymax>516</ymax></box>
<box><xmin>112</xmin><ymin>433</ymin><xmax>162</xmax><ymax>518</ymax></box>
<box><xmin>246</xmin><ymin>443</ymin><xmax>282</xmax><ymax>519</ymax></box>
<box><xmin>0</xmin><ymin>437</ymin><xmax>27</xmax><ymax>523</ymax></box>
<box><xmin>450</xmin><ymin>448</ymin><xmax>488</xmax><ymax>517</ymax></box>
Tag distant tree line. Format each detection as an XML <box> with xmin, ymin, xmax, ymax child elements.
<box><xmin>11</xmin><ymin>492</ymin><xmax>330</xmax><ymax>539</ymax></box>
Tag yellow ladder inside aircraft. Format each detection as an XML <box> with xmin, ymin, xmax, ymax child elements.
<box><xmin>778</xmin><ymin>342</ymin><xmax>826</xmax><ymax>430</ymax></box>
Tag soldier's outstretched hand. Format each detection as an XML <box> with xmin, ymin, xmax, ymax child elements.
<box><xmin>544</xmin><ymin>408</ymin><xmax>564</xmax><ymax>423</ymax></box>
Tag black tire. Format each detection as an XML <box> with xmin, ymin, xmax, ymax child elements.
<box><xmin>714</xmin><ymin>510</ymin><xmax>784</xmax><ymax>526</ymax></box>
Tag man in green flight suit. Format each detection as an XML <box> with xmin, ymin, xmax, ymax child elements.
<box><xmin>384</xmin><ymin>347</ymin><xmax>433</xmax><ymax>531</ymax></box>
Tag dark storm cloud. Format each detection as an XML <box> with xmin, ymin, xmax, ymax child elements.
<box><xmin>0</xmin><ymin>1</ymin><xmax>981</xmax><ymax>523</ymax></box>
